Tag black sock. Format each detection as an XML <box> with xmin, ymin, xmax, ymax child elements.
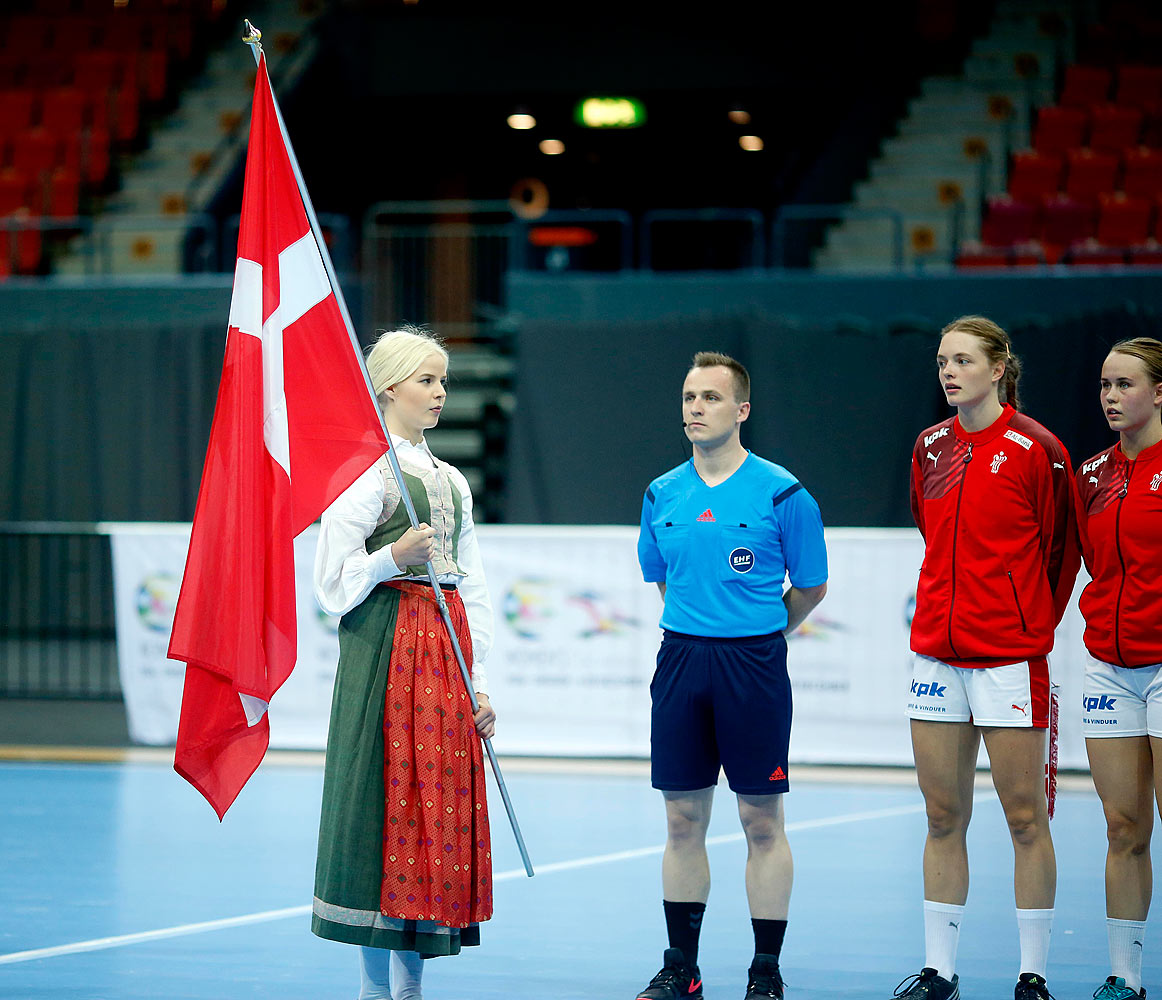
<box><xmin>663</xmin><ymin>900</ymin><xmax>706</xmax><ymax>966</ymax></box>
<box><xmin>752</xmin><ymin>917</ymin><xmax>787</xmax><ymax>960</ymax></box>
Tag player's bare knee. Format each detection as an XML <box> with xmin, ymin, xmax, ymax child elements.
<box><xmin>1105</xmin><ymin>809</ymin><xmax>1151</xmax><ymax>856</ymax></box>
<box><xmin>924</xmin><ymin>800</ymin><xmax>967</xmax><ymax>840</ymax></box>
<box><xmin>1003</xmin><ymin>803</ymin><xmax>1047</xmax><ymax>846</ymax></box>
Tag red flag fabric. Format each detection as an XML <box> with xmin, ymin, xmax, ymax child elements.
<box><xmin>169</xmin><ymin>54</ymin><xmax>388</xmax><ymax>819</ymax></box>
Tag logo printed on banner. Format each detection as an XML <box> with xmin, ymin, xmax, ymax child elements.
<box><xmin>728</xmin><ymin>547</ymin><xmax>755</xmax><ymax>573</ymax></box>
<box><xmin>135</xmin><ymin>573</ymin><xmax>180</xmax><ymax>633</ymax></box>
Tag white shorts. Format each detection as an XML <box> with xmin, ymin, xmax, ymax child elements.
<box><xmin>1082</xmin><ymin>654</ymin><xmax>1162</xmax><ymax>739</ymax></box>
<box><xmin>906</xmin><ymin>653</ymin><xmax>1050</xmax><ymax>728</ymax></box>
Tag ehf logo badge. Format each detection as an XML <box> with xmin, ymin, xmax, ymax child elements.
<box><xmin>1152</xmin><ymin>472</ymin><xmax>1162</xmax><ymax>492</ymax></box>
<box><xmin>729</xmin><ymin>547</ymin><xmax>755</xmax><ymax>574</ymax></box>
<box><xmin>991</xmin><ymin>451</ymin><xmax>1007</xmax><ymax>474</ymax></box>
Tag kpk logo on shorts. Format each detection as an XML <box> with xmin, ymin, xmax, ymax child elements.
<box><xmin>728</xmin><ymin>547</ymin><xmax>755</xmax><ymax>573</ymax></box>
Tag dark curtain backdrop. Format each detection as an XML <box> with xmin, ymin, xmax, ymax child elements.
<box><xmin>1</xmin><ymin>306</ymin><xmax>1155</xmax><ymax>525</ymax></box>
<box><xmin>1</xmin><ymin>324</ymin><xmax>223</xmax><ymax>521</ymax></box>
<box><xmin>504</xmin><ymin>305</ymin><xmax>1157</xmax><ymax>527</ymax></box>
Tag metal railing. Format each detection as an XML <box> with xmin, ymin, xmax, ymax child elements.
<box><xmin>0</xmin><ymin>523</ymin><xmax>119</xmax><ymax>700</ymax></box>
<box><xmin>772</xmin><ymin>205</ymin><xmax>906</xmax><ymax>269</ymax></box>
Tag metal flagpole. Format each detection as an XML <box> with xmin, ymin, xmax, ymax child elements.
<box><xmin>242</xmin><ymin>21</ymin><xmax>534</xmax><ymax>877</ymax></box>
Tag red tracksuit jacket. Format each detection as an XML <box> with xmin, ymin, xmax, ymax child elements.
<box><xmin>1075</xmin><ymin>436</ymin><xmax>1162</xmax><ymax>668</ymax></box>
<box><xmin>910</xmin><ymin>405</ymin><xmax>1080</xmax><ymax>668</ymax></box>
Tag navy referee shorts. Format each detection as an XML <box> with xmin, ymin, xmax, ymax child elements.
<box><xmin>650</xmin><ymin>629</ymin><xmax>791</xmax><ymax>795</ymax></box>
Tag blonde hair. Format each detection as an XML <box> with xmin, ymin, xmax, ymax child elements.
<box><xmin>690</xmin><ymin>350</ymin><xmax>750</xmax><ymax>402</ymax></box>
<box><xmin>940</xmin><ymin>315</ymin><xmax>1022</xmax><ymax>411</ymax></box>
<box><xmin>366</xmin><ymin>324</ymin><xmax>449</xmax><ymax>403</ymax></box>
<box><xmin>1110</xmin><ymin>336</ymin><xmax>1162</xmax><ymax>385</ymax></box>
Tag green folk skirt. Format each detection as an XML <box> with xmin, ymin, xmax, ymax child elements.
<box><xmin>312</xmin><ymin>583</ymin><xmax>488</xmax><ymax>955</ymax></box>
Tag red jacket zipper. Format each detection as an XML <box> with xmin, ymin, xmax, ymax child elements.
<box><xmin>1114</xmin><ymin>459</ymin><xmax>1133</xmax><ymax>667</ymax></box>
<box><xmin>947</xmin><ymin>443</ymin><xmax>973</xmax><ymax>659</ymax></box>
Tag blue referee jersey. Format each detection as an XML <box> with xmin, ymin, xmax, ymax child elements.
<box><xmin>638</xmin><ymin>453</ymin><xmax>828</xmax><ymax>637</ymax></box>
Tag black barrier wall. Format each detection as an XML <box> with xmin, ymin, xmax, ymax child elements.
<box><xmin>2</xmin><ymin>275</ymin><xmax>1160</xmax><ymax>525</ymax></box>
<box><xmin>504</xmin><ymin>306</ymin><xmax>1159</xmax><ymax>527</ymax></box>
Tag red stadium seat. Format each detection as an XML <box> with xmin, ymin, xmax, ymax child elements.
<box><xmin>20</xmin><ymin>53</ymin><xmax>72</xmax><ymax>88</ymax></box>
<box><xmin>1009</xmin><ymin>151</ymin><xmax>1063</xmax><ymax>201</ymax></box>
<box><xmin>0</xmin><ymin>170</ymin><xmax>30</xmax><ymax>215</ymax></box>
<box><xmin>1127</xmin><ymin>242</ymin><xmax>1162</xmax><ymax>267</ymax></box>
<box><xmin>1066</xmin><ymin>239</ymin><xmax>1127</xmax><ymax>266</ymax></box>
<box><xmin>80</xmin><ymin>127</ymin><xmax>110</xmax><ymax>186</ymax></box>
<box><xmin>73</xmin><ymin>51</ymin><xmax>128</xmax><ymax>93</ymax></box>
<box><xmin>1061</xmin><ymin>65</ymin><xmax>1112</xmax><ymax>108</ymax></box>
<box><xmin>44</xmin><ymin>167</ymin><xmax>79</xmax><ymax>218</ymax></box>
<box><xmin>1011</xmin><ymin>240</ymin><xmax>1050</xmax><ymax>266</ymax></box>
<box><xmin>1116</xmin><ymin>66</ymin><xmax>1162</xmax><ymax>108</ymax></box>
<box><xmin>1042</xmin><ymin>193</ymin><xmax>1095</xmax><ymax>246</ymax></box>
<box><xmin>0</xmin><ymin>89</ymin><xmax>37</xmax><ymax>134</ymax></box>
<box><xmin>3</xmin><ymin>16</ymin><xmax>52</xmax><ymax>53</ymax></box>
<box><xmin>40</xmin><ymin>87</ymin><xmax>88</xmax><ymax>133</ymax></box>
<box><xmin>101</xmin><ymin>15</ymin><xmax>148</xmax><ymax>51</ymax></box>
<box><xmin>10</xmin><ymin>128</ymin><xmax>60</xmax><ymax>177</ymax></box>
<box><xmin>955</xmin><ymin>240</ymin><xmax>1010</xmax><ymax>268</ymax></box>
<box><xmin>138</xmin><ymin>49</ymin><xmax>168</xmax><ymax>103</ymax></box>
<box><xmin>109</xmin><ymin>86</ymin><xmax>141</xmax><ymax>144</ymax></box>
<box><xmin>981</xmin><ymin>194</ymin><xmax>1038</xmax><ymax>245</ymax></box>
<box><xmin>1033</xmin><ymin>106</ymin><xmax>1088</xmax><ymax>156</ymax></box>
<box><xmin>52</xmin><ymin>18</ymin><xmax>99</xmax><ymax>53</ymax></box>
<box><xmin>0</xmin><ymin>210</ymin><xmax>43</xmax><ymax>274</ymax></box>
<box><xmin>1142</xmin><ymin>101</ymin><xmax>1162</xmax><ymax>148</ymax></box>
<box><xmin>1123</xmin><ymin>147</ymin><xmax>1162</xmax><ymax>198</ymax></box>
<box><xmin>1065</xmin><ymin>148</ymin><xmax>1120</xmax><ymax>202</ymax></box>
<box><xmin>1096</xmin><ymin>191</ymin><xmax>1153</xmax><ymax>245</ymax></box>
<box><xmin>1089</xmin><ymin>104</ymin><xmax>1144</xmax><ymax>152</ymax></box>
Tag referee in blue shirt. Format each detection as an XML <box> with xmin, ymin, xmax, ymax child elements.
<box><xmin>634</xmin><ymin>352</ymin><xmax>828</xmax><ymax>1000</ymax></box>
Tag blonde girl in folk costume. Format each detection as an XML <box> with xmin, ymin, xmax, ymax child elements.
<box><xmin>312</xmin><ymin>326</ymin><xmax>496</xmax><ymax>1000</ymax></box>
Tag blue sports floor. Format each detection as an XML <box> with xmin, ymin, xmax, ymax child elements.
<box><xmin>0</xmin><ymin>757</ymin><xmax>1155</xmax><ymax>999</ymax></box>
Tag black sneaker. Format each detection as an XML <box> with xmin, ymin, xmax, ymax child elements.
<box><xmin>1093</xmin><ymin>976</ymin><xmax>1146</xmax><ymax>1000</ymax></box>
<box><xmin>1015</xmin><ymin>973</ymin><xmax>1055</xmax><ymax>1000</ymax></box>
<box><xmin>893</xmin><ymin>967</ymin><xmax>960</xmax><ymax>1000</ymax></box>
<box><xmin>745</xmin><ymin>953</ymin><xmax>784</xmax><ymax>998</ymax></box>
<box><xmin>635</xmin><ymin>947</ymin><xmax>703</xmax><ymax>1000</ymax></box>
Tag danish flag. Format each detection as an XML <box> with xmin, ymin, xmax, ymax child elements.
<box><xmin>696</xmin><ymin>509</ymin><xmax>716</xmax><ymax>522</ymax></box>
<box><xmin>168</xmin><ymin>54</ymin><xmax>389</xmax><ymax>819</ymax></box>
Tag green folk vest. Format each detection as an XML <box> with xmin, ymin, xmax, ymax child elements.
<box><xmin>365</xmin><ymin>451</ymin><xmax>466</xmax><ymax>578</ymax></box>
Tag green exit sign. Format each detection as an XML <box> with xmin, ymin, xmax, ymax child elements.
<box><xmin>575</xmin><ymin>97</ymin><xmax>646</xmax><ymax>128</ymax></box>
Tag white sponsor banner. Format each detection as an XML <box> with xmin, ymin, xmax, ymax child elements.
<box><xmin>109</xmin><ymin>525</ymin><xmax>1091</xmax><ymax>768</ymax></box>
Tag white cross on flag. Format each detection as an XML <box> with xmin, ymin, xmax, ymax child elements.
<box><xmin>169</xmin><ymin>53</ymin><xmax>388</xmax><ymax>819</ymax></box>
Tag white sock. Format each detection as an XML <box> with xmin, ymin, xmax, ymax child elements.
<box><xmin>923</xmin><ymin>900</ymin><xmax>964</xmax><ymax>980</ymax></box>
<box><xmin>1016</xmin><ymin>907</ymin><xmax>1054</xmax><ymax>978</ymax></box>
<box><xmin>358</xmin><ymin>947</ymin><xmax>393</xmax><ymax>1000</ymax></box>
<box><xmin>390</xmin><ymin>951</ymin><xmax>424</xmax><ymax>1000</ymax></box>
<box><xmin>1109</xmin><ymin>917</ymin><xmax>1146</xmax><ymax>992</ymax></box>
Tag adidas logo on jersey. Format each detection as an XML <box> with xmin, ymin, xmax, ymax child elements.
<box><xmin>696</xmin><ymin>509</ymin><xmax>716</xmax><ymax>522</ymax></box>
<box><xmin>769</xmin><ymin>766</ymin><xmax>786</xmax><ymax>782</ymax></box>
